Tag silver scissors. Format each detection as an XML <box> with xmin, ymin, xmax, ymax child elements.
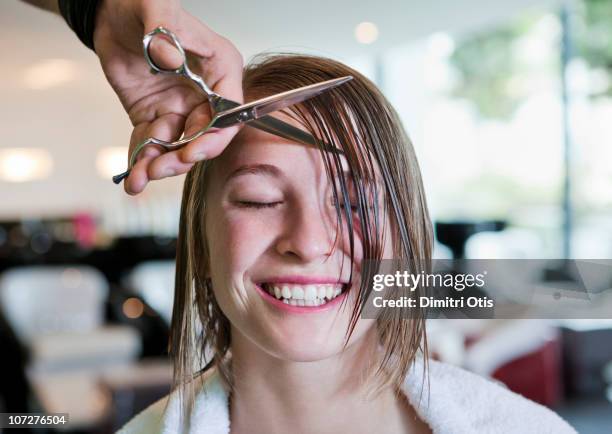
<box><xmin>113</xmin><ymin>26</ymin><xmax>351</xmax><ymax>184</ymax></box>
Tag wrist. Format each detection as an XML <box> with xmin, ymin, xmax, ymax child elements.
<box><xmin>57</xmin><ymin>0</ymin><xmax>101</xmax><ymax>52</ymax></box>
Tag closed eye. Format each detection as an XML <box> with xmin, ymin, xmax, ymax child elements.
<box><xmin>340</xmin><ymin>202</ymin><xmax>359</xmax><ymax>212</ymax></box>
<box><xmin>331</xmin><ymin>197</ymin><xmax>358</xmax><ymax>212</ymax></box>
<box><xmin>237</xmin><ymin>201</ymin><xmax>283</xmax><ymax>209</ymax></box>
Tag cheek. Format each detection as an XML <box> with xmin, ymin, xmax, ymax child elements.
<box><xmin>206</xmin><ymin>206</ymin><xmax>277</xmax><ymax>282</ymax></box>
<box><xmin>334</xmin><ymin>212</ymin><xmax>374</xmax><ymax>271</ymax></box>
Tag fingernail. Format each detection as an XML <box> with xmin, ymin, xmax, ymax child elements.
<box><xmin>190</xmin><ymin>152</ymin><xmax>206</xmax><ymax>162</ymax></box>
<box><xmin>162</xmin><ymin>168</ymin><xmax>176</xmax><ymax>178</ymax></box>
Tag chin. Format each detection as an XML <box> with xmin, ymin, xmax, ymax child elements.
<box><xmin>261</xmin><ymin>320</ymin><xmax>373</xmax><ymax>363</ymax></box>
<box><xmin>250</xmin><ymin>318</ymin><xmax>346</xmax><ymax>362</ymax></box>
<box><xmin>270</xmin><ymin>341</ymin><xmax>343</xmax><ymax>363</ymax></box>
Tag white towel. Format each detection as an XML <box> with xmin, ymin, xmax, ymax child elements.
<box><xmin>117</xmin><ymin>359</ymin><xmax>577</xmax><ymax>434</ymax></box>
<box><xmin>404</xmin><ymin>359</ymin><xmax>577</xmax><ymax>434</ymax></box>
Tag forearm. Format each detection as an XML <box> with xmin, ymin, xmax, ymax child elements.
<box><xmin>20</xmin><ymin>0</ymin><xmax>60</xmax><ymax>14</ymax></box>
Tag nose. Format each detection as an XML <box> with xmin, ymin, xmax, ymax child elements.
<box><xmin>275</xmin><ymin>203</ymin><xmax>336</xmax><ymax>263</ymax></box>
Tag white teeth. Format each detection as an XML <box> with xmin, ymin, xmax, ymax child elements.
<box><xmin>281</xmin><ymin>286</ymin><xmax>291</xmax><ymax>299</ymax></box>
<box><xmin>264</xmin><ymin>282</ymin><xmax>345</xmax><ymax>306</ymax></box>
<box><xmin>292</xmin><ymin>286</ymin><xmax>305</xmax><ymax>300</ymax></box>
<box><xmin>318</xmin><ymin>286</ymin><xmax>326</xmax><ymax>299</ymax></box>
<box><xmin>304</xmin><ymin>285</ymin><xmax>317</xmax><ymax>301</ymax></box>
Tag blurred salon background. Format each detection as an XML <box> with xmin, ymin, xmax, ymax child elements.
<box><xmin>1</xmin><ymin>0</ymin><xmax>612</xmax><ymax>432</ymax></box>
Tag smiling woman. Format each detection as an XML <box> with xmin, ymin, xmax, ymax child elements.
<box><xmin>117</xmin><ymin>55</ymin><xmax>577</xmax><ymax>434</ymax></box>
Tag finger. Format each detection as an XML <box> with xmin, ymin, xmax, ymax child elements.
<box><xmin>179</xmin><ymin>124</ymin><xmax>240</xmax><ymax>164</ymax></box>
<box><xmin>125</xmin><ymin>113</ymin><xmax>185</xmax><ymax>193</ymax></box>
<box><xmin>177</xmin><ymin>104</ymin><xmax>239</xmax><ymax>163</ymax></box>
<box><xmin>140</xmin><ymin>0</ymin><xmax>180</xmax><ymax>34</ymax></box>
<box><xmin>171</xmin><ymin>12</ymin><xmax>216</xmax><ymax>59</ymax></box>
<box><xmin>192</xmin><ymin>33</ymin><xmax>244</xmax><ymax>104</ymax></box>
<box><xmin>148</xmin><ymin>35</ymin><xmax>184</xmax><ymax>71</ymax></box>
<box><xmin>139</xmin><ymin>1</ymin><xmax>186</xmax><ymax>71</ymax></box>
<box><xmin>148</xmin><ymin>151</ymin><xmax>194</xmax><ymax>180</ymax></box>
<box><xmin>124</xmin><ymin>123</ymin><xmax>153</xmax><ymax>195</ymax></box>
<box><xmin>125</xmin><ymin>145</ymin><xmax>162</xmax><ymax>195</ymax></box>
<box><xmin>141</xmin><ymin>3</ymin><xmax>213</xmax><ymax>61</ymax></box>
<box><xmin>204</xmin><ymin>37</ymin><xmax>244</xmax><ymax>104</ymax></box>
<box><xmin>125</xmin><ymin>142</ymin><xmax>164</xmax><ymax>195</ymax></box>
<box><xmin>176</xmin><ymin>102</ymin><xmax>213</xmax><ymax>163</ymax></box>
<box><xmin>178</xmin><ymin>14</ymin><xmax>243</xmax><ymax>103</ymax></box>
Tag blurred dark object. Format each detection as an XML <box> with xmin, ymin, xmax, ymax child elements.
<box><xmin>562</xmin><ymin>324</ymin><xmax>612</xmax><ymax>395</ymax></box>
<box><xmin>556</xmin><ymin>394</ymin><xmax>612</xmax><ymax>434</ymax></box>
<box><xmin>0</xmin><ymin>310</ymin><xmax>32</xmax><ymax>434</ymax></box>
<box><xmin>0</xmin><ymin>217</ymin><xmax>177</xmax><ymax>286</ymax></box>
<box><xmin>106</xmin><ymin>284</ymin><xmax>170</xmax><ymax>358</ymax></box>
<box><xmin>435</xmin><ymin>220</ymin><xmax>506</xmax><ymax>259</ymax></box>
<box><xmin>543</xmin><ymin>260</ymin><xmax>580</xmax><ymax>282</ymax></box>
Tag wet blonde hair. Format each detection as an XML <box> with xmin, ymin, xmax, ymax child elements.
<box><xmin>170</xmin><ymin>54</ymin><xmax>433</xmax><ymax>406</ymax></box>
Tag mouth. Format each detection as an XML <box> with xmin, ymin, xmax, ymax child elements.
<box><xmin>259</xmin><ymin>282</ymin><xmax>349</xmax><ymax>307</ymax></box>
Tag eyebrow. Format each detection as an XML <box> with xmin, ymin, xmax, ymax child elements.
<box><xmin>224</xmin><ymin>160</ymin><xmax>353</xmax><ymax>185</ymax></box>
<box><xmin>225</xmin><ymin>164</ymin><xmax>284</xmax><ymax>183</ymax></box>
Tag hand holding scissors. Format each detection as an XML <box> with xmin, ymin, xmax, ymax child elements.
<box><xmin>93</xmin><ymin>3</ymin><xmax>248</xmax><ymax>194</ymax></box>
<box><xmin>113</xmin><ymin>27</ymin><xmax>350</xmax><ymax>186</ymax></box>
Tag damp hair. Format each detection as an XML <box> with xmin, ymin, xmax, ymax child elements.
<box><xmin>170</xmin><ymin>54</ymin><xmax>433</xmax><ymax>411</ymax></box>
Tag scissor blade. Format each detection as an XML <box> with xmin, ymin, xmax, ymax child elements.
<box><xmin>211</xmin><ymin>76</ymin><xmax>352</xmax><ymax>129</ymax></box>
<box><xmin>250</xmin><ymin>117</ymin><xmax>343</xmax><ymax>154</ymax></box>
<box><xmin>214</xmin><ymin>96</ymin><xmax>343</xmax><ymax>154</ymax></box>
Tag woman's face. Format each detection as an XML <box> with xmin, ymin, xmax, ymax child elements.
<box><xmin>204</xmin><ymin>118</ymin><xmax>388</xmax><ymax>362</ymax></box>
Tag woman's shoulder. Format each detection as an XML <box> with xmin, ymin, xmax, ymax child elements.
<box><xmin>403</xmin><ymin>359</ymin><xmax>577</xmax><ymax>434</ymax></box>
<box><xmin>115</xmin><ymin>368</ymin><xmax>229</xmax><ymax>434</ymax></box>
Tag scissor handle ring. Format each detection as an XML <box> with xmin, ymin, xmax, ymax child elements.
<box><xmin>143</xmin><ymin>26</ymin><xmax>188</xmax><ymax>75</ymax></box>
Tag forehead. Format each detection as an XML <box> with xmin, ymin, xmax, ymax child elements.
<box><xmin>213</xmin><ymin>113</ymin><xmax>350</xmax><ymax>181</ymax></box>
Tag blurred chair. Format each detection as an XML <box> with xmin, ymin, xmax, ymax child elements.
<box><xmin>0</xmin><ymin>266</ymin><xmax>108</xmax><ymax>341</ymax></box>
<box><xmin>463</xmin><ymin>319</ymin><xmax>563</xmax><ymax>407</ymax></box>
<box><xmin>0</xmin><ymin>265</ymin><xmax>141</xmax><ymax>431</ymax></box>
<box><xmin>428</xmin><ymin>319</ymin><xmax>564</xmax><ymax>407</ymax></box>
<box><xmin>123</xmin><ymin>260</ymin><xmax>176</xmax><ymax>325</ymax></box>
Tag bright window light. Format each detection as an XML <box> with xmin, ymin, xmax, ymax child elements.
<box><xmin>355</xmin><ymin>22</ymin><xmax>379</xmax><ymax>44</ymax></box>
<box><xmin>0</xmin><ymin>148</ymin><xmax>53</xmax><ymax>182</ymax></box>
<box><xmin>96</xmin><ymin>147</ymin><xmax>128</xmax><ymax>179</ymax></box>
<box><xmin>23</xmin><ymin>59</ymin><xmax>78</xmax><ymax>90</ymax></box>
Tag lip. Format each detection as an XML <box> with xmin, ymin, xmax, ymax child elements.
<box><xmin>260</xmin><ymin>276</ymin><xmax>348</xmax><ymax>285</ymax></box>
<box><xmin>254</xmin><ymin>282</ymin><xmax>350</xmax><ymax>314</ymax></box>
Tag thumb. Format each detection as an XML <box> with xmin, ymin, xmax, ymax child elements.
<box><xmin>140</xmin><ymin>0</ymin><xmax>180</xmax><ymax>33</ymax></box>
<box><xmin>147</xmin><ymin>33</ymin><xmax>184</xmax><ymax>71</ymax></box>
<box><xmin>139</xmin><ymin>0</ymin><xmax>183</xmax><ymax>70</ymax></box>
